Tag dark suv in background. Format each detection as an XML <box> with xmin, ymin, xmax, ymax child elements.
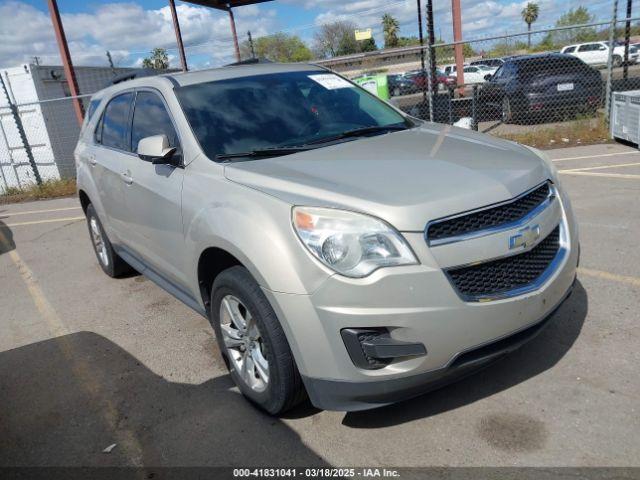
<box><xmin>481</xmin><ymin>53</ymin><xmax>603</xmax><ymax>123</ymax></box>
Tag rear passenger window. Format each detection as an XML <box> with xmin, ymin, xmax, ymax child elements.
<box><xmin>99</xmin><ymin>93</ymin><xmax>134</xmax><ymax>151</ymax></box>
<box><xmin>131</xmin><ymin>91</ymin><xmax>180</xmax><ymax>153</ymax></box>
<box><xmin>564</xmin><ymin>46</ymin><xmax>576</xmax><ymax>53</ymax></box>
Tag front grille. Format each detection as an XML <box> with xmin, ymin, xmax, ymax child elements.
<box><xmin>446</xmin><ymin>226</ymin><xmax>560</xmax><ymax>300</ymax></box>
<box><xmin>427</xmin><ymin>182</ymin><xmax>551</xmax><ymax>242</ymax></box>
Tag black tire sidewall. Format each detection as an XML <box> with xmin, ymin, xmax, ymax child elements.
<box><xmin>210</xmin><ymin>267</ymin><xmax>296</xmax><ymax>414</ymax></box>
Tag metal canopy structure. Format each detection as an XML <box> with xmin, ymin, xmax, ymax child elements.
<box><xmin>179</xmin><ymin>0</ymin><xmax>275</xmax><ymax>68</ymax></box>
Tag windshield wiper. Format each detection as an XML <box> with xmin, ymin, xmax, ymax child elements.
<box><xmin>216</xmin><ymin>145</ymin><xmax>313</xmax><ymax>161</ymax></box>
<box><xmin>306</xmin><ymin>124</ymin><xmax>409</xmax><ymax>145</ymax></box>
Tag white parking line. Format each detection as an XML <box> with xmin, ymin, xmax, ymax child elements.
<box><xmin>552</xmin><ymin>151</ymin><xmax>640</xmax><ymax>162</ymax></box>
<box><xmin>5</xmin><ymin>216</ymin><xmax>85</xmax><ymax>227</ymax></box>
<box><xmin>0</xmin><ymin>206</ymin><xmax>81</xmax><ymax>217</ymax></box>
<box><xmin>559</xmin><ymin>171</ymin><xmax>640</xmax><ymax>179</ymax></box>
<box><xmin>559</xmin><ymin>161</ymin><xmax>640</xmax><ymax>173</ymax></box>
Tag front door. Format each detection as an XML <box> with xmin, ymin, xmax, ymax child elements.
<box><xmin>122</xmin><ymin>89</ymin><xmax>186</xmax><ymax>288</ymax></box>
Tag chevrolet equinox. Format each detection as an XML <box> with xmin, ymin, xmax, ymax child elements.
<box><xmin>75</xmin><ymin>63</ymin><xmax>578</xmax><ymax>414</ymax></box>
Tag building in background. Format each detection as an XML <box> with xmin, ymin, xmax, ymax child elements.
<box><xmin>0</xmin><ymin>64</ymin><xmax>142</xmax><ymax>192</ymax></box>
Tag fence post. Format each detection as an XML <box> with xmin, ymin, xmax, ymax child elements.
<box><xmin>604</xmin><ymin>0</ymin><xmax>619</xmax><ymax>126</ymax></box>
<box><xmin>0</xmin><ymin>73</ymin><xmax>42</xmax><ymax>186</ymax></box>
<box><xmin>472</xmin><ymin>85</ymin><xmax>478</xmax><ymax>131</ymax></box>
<box><xmin>425</xmin><ymin>0</ymin><xmax>436</xmax><ymax>122</ymax></box>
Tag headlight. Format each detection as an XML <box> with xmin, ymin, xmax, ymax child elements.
<box><xmin>292</xmin><ymin>207</ymin><xmax>418</xmax><ymax>278</ymax></box>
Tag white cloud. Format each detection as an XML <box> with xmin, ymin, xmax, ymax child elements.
<box><xmin>0</xmin><ymin>1</ymin><xmax>277</xmax><ymax>69</ymax></box>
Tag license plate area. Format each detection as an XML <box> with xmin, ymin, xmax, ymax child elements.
<box><xmin>557</xmin><ymin>83</ymin><xmax>574</xmax><ymax>92</ymax></box>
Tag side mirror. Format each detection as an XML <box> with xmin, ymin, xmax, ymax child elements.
<box><xmin>484</xmin><ymin>74</ymin><xmax>493</xmax><ymax>81</ymax></box>
<box><xmin>137</xmin><ymin>134</ymin><xmax>180</xmax><ymax>167</ymax></box>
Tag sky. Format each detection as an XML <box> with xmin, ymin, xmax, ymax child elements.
<box><xmin>0</xmin><ymin>0</ymin><xmax>621</xmax><ymax>70</ymax></box>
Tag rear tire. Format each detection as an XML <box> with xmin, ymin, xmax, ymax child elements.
<box><xmin>502</xmin><ymin>96</ymin><xmax>515</xmax><ymax>124</ymax></box>
<box><xmin>210</xmin><ymin>266</ymin><xmax>306</xmax><ymax>415</ymax></box>
<box><xmin>85</xmin><ymin>204</ymin><xmax>133</xmax><ymax>278</ymax></box>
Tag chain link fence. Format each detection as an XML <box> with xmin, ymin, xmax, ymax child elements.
<box><xmin>322</xmin><ymin>17</ymin><xmax>640</xmax><ymax>148</ymax></box>
<box><xmin>3</xmin><ymin>12</ymin><xmax>640</xmax><ymax>193</ymax></box>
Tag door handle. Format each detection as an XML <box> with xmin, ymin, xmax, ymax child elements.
<box><xmin>121</xmin><ymin>171</ymin><xmax>133</xmax><ymax>185</ymax></box>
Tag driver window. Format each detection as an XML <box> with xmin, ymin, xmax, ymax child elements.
<box><xmin>131</xmin><ymin>91</ymin><xmax>180</xmax><ymax>155</ymax></box>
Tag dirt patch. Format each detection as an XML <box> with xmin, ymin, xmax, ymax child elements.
<box><xmin>476</xmin><ymin>413</ymin><xmax>548</xmax><ymax>452</ymax></box>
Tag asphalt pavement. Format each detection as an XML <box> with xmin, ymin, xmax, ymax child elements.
<box><xmin>0</xmin><ymin>142</ymin><xmax>639</xmax><ymax>468</ymax></box>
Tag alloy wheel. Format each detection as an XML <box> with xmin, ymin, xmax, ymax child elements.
<box><xmin>219</xmin><ymin>294</ymin><xmax>269</xmax><ymax>392</ymax></box>
<box><xmin>89</xmin><ymin>216</ymin><xmax>109</xmax><ymax>267</ymax></box>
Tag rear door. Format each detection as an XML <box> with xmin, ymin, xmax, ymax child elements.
<box><xmin>91</xmin><ymin>92</ymin><xmax>135</xmax><ymax>242</ymax></box>
<box><xmin>123</xmin><ymin>89</ymin><xmax>186</xmax><ymax>287</ymax></box>
<box><xmin>577</xmin><ymin>43</ymin><xmax>598</xmax><ymax>65</ymax></box>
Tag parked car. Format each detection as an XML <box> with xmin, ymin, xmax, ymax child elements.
<box><xmin>471</xmin><ymin>58</ymin><xmax>505</xmax><ymax>68</ymax></box>
<box><xmin>76</xmin><ymin>63</ymin><xmax>579</xmax><ymax>414</ymax></box>
<box><xmin>407</xmin><ymin>68</ymin><xmax>456</xmax><ymax>91</ymax></box>
<box><xmin>441</xmin><ymin>62</ymin><xmax>469</xmax><ymax>76</ymax></box>
<box><xmin>481</xmin><ymin>53</ymin><xmax>603</xmax><ymax>123</ymax></box>
<box><xmin>448</xmin><ymin>65</ymin><xmax>496</xmax><ymax>84</ymax></box>
<box><xmin>561</xmin><ymin>41</ymin><xmax>639</xmax><ymax>67</ymax></box>
<box><xmin>387</xmin><ymin>73</ymin><xmax>416</xmax><ymax>97</ymax></box>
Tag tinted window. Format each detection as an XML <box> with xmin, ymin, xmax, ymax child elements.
<box><xmin>176</xmin><ymin>71</ymin><xmax>406</xmax><ymax>160</ymax></box>
<box><xmin>564</xmin><ymin>46</ymin><xmax>576</xmax><ymax>53</ymax></box>
<box><xmin>131</xmin><ymin>91</ymin><xmax>180</xmax><ymax>153</ymax></box>
<box><xmin>516</xmin><ymin>57</ymin><xmax>586</xmax><ymax>77</ymax></box>
<box><xmin>100</xmin><ymin>93</ymin><xmax>133</xmax><ymax>150</ymax></box>
<box><xmin>578</xmin><ymin>44</ymin><xmax>596</xmax><ymax>52</ymax></box>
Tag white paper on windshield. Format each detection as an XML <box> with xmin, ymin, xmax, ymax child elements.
<box><xmin>308</xmin><ymin>74</ymin><xmax>352</xmax><ymax>90</ymax></box>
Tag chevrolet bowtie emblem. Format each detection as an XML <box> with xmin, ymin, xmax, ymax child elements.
<box><xmin>509</xmin><ymin>224</ymin><xmax>541</xmax><ymax>250</ymax></box>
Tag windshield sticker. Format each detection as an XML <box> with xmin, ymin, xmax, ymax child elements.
<box><xmin>308</xmin><ymin>74</ymin><xmax>352</xmax><ymax>90</ymax></box>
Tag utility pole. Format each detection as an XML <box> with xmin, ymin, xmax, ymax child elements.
<box><xmin>623</xmin><ymin>0</ymin><xmax>632</xmax><ymax>80</ymax></box>
<box><xmin>46</xmin><ymin>0</ymin><xmax>84</xmax><ymax>126</ymax></box>
<box><xmin>168</xmin><ymin>0</ymin><xmax>188</xmax><ymax>72</ymax></box>
<box><xmin>425</xmin><ymin>0</ymin><xmax>436</xmax><ymax>122</ymax></box>
<box><xmin>227</xmin><ymin>6</ymin><xmax>241</xmax><ymax>62</ymax></box>
<box><xmin>451</xmin><ymin>0</ymin><xmax>464</xmax><ymax>86</ymax></box>
<box><xmin>106</xmin><ymin>51</ymin><xmax>116</xmax><ymax>76</ymax></box>
<box><xmin>416</xmin><ymin>0</ymin><xmax>429</xmax><ymax>113</ymax></box>
<box><xmin>248</xmin><ymin>31</ymin><xmax>256</xmax><ymax>59</ymax></box>
<box><xmin>605</xmin><ymin>0</ymin><xmax>619</xmax><ymax>125</ymax></box>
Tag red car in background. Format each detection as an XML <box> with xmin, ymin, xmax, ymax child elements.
<box><xmin>407</xmin><ymin>69</ymin><xmax>457</xmax><ymax>91</ymax></box>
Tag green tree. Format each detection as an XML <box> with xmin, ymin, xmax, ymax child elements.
<box><xmin>240</xmin><ymin>33</ymin><xmax>312</xmax><ymax>62</ymax></box>
<box><xmin>313</xmin><ymin>20</ymin><xmax>359</xmax><ymax>58</ymax></box>
<box><xmin>397</xmin><ymin>36</ymin><xmax>421</xmax><ymax>47</ymax></box>
<box><xmin>359</xmin><ymin>37</ymin><xmax>378</xmax><ymax>52</ymax></box>
<box><xmin>382</xmin><ymin>14</ymin><xmax>400</xmax><ymax>48</ymax></box>
<box><xmin>521</xmin><ymin>2</ymin><xmax>540</xmax><ymax>48</ymax></box>
<box><xmin>553</xmin><ymin>6</ymin><xmax>597</xmax><ymax>44</ymax></box>
<box><xmin>141</xmin><ymin>48</ymin><xmax>169</xmax><ymax>69</ymax></box>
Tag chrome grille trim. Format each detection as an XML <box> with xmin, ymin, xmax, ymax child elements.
<box><xmin>444</xmin><ymin>221</ymin><xmax>568</xmax><ymax>302</ymax></box>
<box><xmin>425</xmin><ymin>181</ymin><xmax>556</xmax><ymax>247</ymax></box>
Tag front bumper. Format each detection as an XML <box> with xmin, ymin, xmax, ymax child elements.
<box><xmin>262</xmin><ymin>185</ymin><xmax>579</xmax><ymax>411</ymax></box>
<box><xmin>303</xmin><ymin>279</ymin><xmax>574</xmax><ymax>411</ymax></box>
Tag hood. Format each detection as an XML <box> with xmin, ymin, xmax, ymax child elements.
<box><xmin>224</xmin><ymin>124</ymin><xmax>549</xmax><ymax>231</ymax></box>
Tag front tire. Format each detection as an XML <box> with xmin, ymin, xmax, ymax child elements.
<box><xmin>613</xmin><ymin>55</ymin><xmax>622</xmax><ymax>68</ymax></box>
<box><xmin>210</xmin><ymin>266</ymin><xmax>306</xmax><ymax>415</ymax></box>
<box><xmin>85</xmin><ymin>204</ymin><xmax>132</xmax><ymax>278</ymax></box>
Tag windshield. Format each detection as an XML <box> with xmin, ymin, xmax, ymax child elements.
<box><xmin>176</xmin><ymin>70</ymin><xmax>408</xmax><ymax>160</ymax></box>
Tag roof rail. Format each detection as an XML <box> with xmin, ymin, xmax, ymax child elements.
<box><xmin>109</xmin><ymin>69</ymin><xmax>166</xmax><ymax>86</ymax></box>
<box><xmin>224</xmin><ymin>58</ymin><xmax>273</xmax><ymax>67</ymax></box>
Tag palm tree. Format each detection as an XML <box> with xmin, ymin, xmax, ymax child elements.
<box><xmin>521</xmin><ymin>2</ymin><xmax>540</xmax><ymax>49</ymax></box>
<box><xmin>382</xmin><ymin>14</ymin><xmax>400</xmax><ymax>48</ymax></box>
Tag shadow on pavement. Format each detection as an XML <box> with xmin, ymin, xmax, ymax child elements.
<box><xmin>0</xmin><ymin>221</ymin><xmax>15</xmax><ymax>255</ymax></box>
<box><xmin>0</xmin><ymin>331</ymin><xmax>328</xmax><ymax>467</ymax></box>
<box><xmin>342</xmin><ymin>281</ymin><xmax>588</xmax><ymax>428</ymax></box>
